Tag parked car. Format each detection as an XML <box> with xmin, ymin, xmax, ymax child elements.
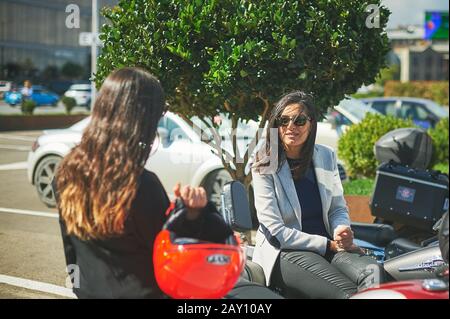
<box><xmin>28</xmin><ymin>112</ymin><xmax>246</xmax><ymax>208</ymax></box>
<box><xmin>317</xmin><ymin>97</ymin><xmax>381</xmax><ymax>150</ymax></box>
<box><xmin>4</xmin><ymin>85</ymin><xmax>59</xmax><ymax>106</ymax></box>
<box><xmin>0</xmin><ymin>80</ymin><xmax>12</xmax><ymax>99</ymax></box>
<box><xmin>63</xmin><ymin>84</ymin><xmax>91</xmax><ymax>109</ymax></box>
<box><xmin>28</xmin><ymin>109</ymin><xmax>350</xmax><ymax>208</ymax></box>
<box><xmin>360</xmin><ymin>97</ymin><xmax>449</xmax><ymax>129</ymax></box>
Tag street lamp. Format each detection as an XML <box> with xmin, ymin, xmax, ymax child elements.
<box><xmin>91</xmin><ymin>0</ymin><xmax>98</xmax><ymax>111</ymax></box>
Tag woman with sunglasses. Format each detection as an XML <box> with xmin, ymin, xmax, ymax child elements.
<box><xmin>251</xmin><ymin>91</ymin><xmax>384</xmax><ymax>299</ymax></box>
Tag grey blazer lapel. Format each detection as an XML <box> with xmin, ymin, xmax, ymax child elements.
<box><xmin>312</xmin><ymin>146</ymin><xmax>332</xmax><ymax>234</ymax></box>
<box><xmin>276</xmin><ymin>160</ymin><xmax>302</xmax><ymax>223</ymax></box>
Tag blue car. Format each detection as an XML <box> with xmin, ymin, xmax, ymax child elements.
<box><xmin>4</xmin><ymin>85</ymin><xmax>59</xmax><ymax>106</ymax></box>
<box><xmin>360</xmin><ymin>97</ymin><xmax>449</xmax><ymax>129</ymax></box>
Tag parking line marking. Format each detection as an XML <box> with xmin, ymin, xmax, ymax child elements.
<box><xmin>0</xmin><ymin>274</ymin><xmax>76</xmax><ymax>299</ymax></box>
<box><xmin>0</xmin><ymin>161</ymin><xmax>28</xmax><ymax>170</ymax></box>
<box><xmin>0</xmin><ymin>134</ymin><xmax>36</xmax><ymax>142</ymax></box>
<box><xmin>0</xmin><ymin>144</ymin><xmax>30</xmax><ymax>151</ymax></box>
<box><xmin>0</xmin><ymin>207</ymin><xmax>58</xmax><ymax>218</ymax></box>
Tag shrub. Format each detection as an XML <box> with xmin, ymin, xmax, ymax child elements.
<box><xmin>384</xmin><ymin>81</ymin><xmax>449</xmax><ymax>106</ymax></box>
<box><xmin>61</xmin><ymin>96</ymin><xmax>77</xmax><ymax>114</ymax></box>
<box><xmin>338</xmin><ymin>113</ymin><xmax>414</xmax><ymax>178</ymax></box>
<box><xmin>21</xmin><ymin>99</ymin><xmax>36</xmax><ymax>115</ymax></box>
<box><xmin>429</xmin><ymin>117</ymin><xmax>449</xmax><ymax>166</ymax></box>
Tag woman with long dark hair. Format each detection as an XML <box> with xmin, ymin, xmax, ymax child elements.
<box><xmin>54</xmin><ymin>67</ymin><xmax>281</xmax><ymax>299</ymax></box>
<box><xmin>251</xmin><ymin>91</ymin><xmax>385</xmax><ymax>299</ymax></box>
<box><xmin>53</xmin><ymin>67</ymin><xmax>227</xmax><ymax>298</ymax></box>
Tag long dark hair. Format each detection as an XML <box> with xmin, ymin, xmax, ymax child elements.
<box><xmin>253</xmin><ymin>91</ymin><xmax>318</xmax><ymax>179</ymax></box>
<box><xmin>56</xmin><ymin>67</ymin><xmax>165</xmax><ymax>240</ymax></box>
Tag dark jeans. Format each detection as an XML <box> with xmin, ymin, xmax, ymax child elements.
<box><xmin>271</xmin><ymin>250</ymin><xmax>385</xmax><ymax>299</ymax></box>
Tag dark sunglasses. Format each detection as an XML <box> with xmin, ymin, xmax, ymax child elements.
<box><xmin>276</xmin><ymin>114</ymin><xmax>311</xmax><ymax>127</ymax></box>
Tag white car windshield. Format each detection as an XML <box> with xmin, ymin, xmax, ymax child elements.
<box><xmin>338</xmin><ymin>98</ymin><xmax>379</xmax><ymax>121</ymax></box>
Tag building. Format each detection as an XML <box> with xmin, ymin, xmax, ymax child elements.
<box><xmin>0</xmin><ymin>0</ymin><xmax>117</xmax><ymax>83</ymax></box>
<box><xmin>388</xmin><ymin>25</ymin><xmax>449</xmax><ymax>82</ymax></box>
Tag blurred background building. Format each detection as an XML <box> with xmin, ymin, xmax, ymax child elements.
<box><xmin>387</xmin><ymin>12</ymin><xmax>449</xmax><ymax>82</ymax></box>
<box><xmin>0</xmin><ymin>0</ymin><xmax>117</xmax><ymax>93</ymax></box>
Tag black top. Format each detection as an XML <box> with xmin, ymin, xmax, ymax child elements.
<box><xmin>291</xmin><ymin>163</ymin><xmax>331</xmax><ymax>240</ymax></box>
<box><xmin>53</xmin><ymin>170</ymin><xmax>231</xmax><ymax>299</ymax></box>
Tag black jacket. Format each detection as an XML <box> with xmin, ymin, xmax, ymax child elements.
<box><xmin>54</xmin><ymin>170</ymin><xmax>231</xmax><ymax>299</ymax></box>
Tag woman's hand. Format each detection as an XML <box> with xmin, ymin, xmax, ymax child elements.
<box><xmin>329</xmin><ymin>240</ymin><xmax>342</xmax><ymax>253</ymax></box>
<box><xmin>333</xmin><ymin>225</ymin><xmax>354</xmax><ymax>251</ymax></box>
<box><xmin>173</xmin><ymin>183</ymin><xmax>208</xmax><ymax>220</ymax></box>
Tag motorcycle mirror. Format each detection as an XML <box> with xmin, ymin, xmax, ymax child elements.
<box><xmin>220</xmin><ymin>181</ymin><xmax>253</xmax><ymax>232</ymax></box>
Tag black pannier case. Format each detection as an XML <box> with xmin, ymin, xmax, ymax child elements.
<box><xmin>370</xmin><ymin>162</ymin><xmax>449</xmax><ymax>231</ymax></box>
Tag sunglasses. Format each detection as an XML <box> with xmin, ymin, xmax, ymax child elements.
<box><xmin>276</xmin><ymin>114</ymin><xmax>311</xmax><ymax>127</ymax></box>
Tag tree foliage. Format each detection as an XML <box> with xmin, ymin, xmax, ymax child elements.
<box><xmin>96</xmin><ymin>0</ymin><xmax>391</xmax><ymax>184</ymax></box>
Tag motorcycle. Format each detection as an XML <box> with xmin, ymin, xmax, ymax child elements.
<box><xmin>219</xmin><ymin>180</ymin><xmax>449</xmax><ymax>299</ymax></box>
<box><xmin>351</xmin><ymin>211</ymin><xmax>449</xmax><ymax>299</ymax></box>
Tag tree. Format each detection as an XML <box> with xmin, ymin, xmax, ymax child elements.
<box><xmin>96</xmin><ymin>0</ymin><xmax>390</xmax><ymax>188</ymax></box>
<box><xmin>61</xmin><ymin>62</ymin><xmax>84</xmax><ymax>79</ymax></box>
<box><xmin>41</xmin><ymin>65</ymin><xmax>60</xmax><ymax>82</ymax></box>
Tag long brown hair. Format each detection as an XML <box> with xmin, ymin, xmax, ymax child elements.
<box><xmin>253</xmin><ymin>91</ymin><xmax>318</xmax><ymax>179</ymax></box>
<box><xmin>55</xmin><ymin>67</ymin><xmax>165</xmax><ymax>240</ymax></box>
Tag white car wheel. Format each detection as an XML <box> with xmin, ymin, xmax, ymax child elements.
<box><xmin>34</xmin><ymin>155</ymin><xmax>62</xmax><ymax>207</ymax></box>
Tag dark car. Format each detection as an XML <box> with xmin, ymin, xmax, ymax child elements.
<box><xmin>360</xmin><ymin>97</ymin><xmax>449</xmax><ymax>129</ymax></box>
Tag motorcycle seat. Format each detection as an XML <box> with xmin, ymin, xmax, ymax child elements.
<box><xmin>385</xmin><ymin>238</ymin><xmax>422</xmax><ymax>259</ymax></box>
<box><xmin>241</xmin><ymin>259</ymin><xmax>266</xmax><ymax>286</ymax></box>
<box><xmin>351</xmin><ymin>222</ymin><xmax>397</xmax><ymax>247</ymax></box>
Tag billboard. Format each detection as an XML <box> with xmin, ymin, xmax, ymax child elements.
<box><xmin>424</xmin><ymin>11</ymin><xmax>449</xmax><ymax>40</ymax></box>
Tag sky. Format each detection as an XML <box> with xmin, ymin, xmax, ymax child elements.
<box><xmin>382</xmin><ymin>0</ymin><xmax>449</xmax><ymax>28</ymax></box>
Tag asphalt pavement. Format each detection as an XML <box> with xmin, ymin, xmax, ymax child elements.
<box><xmin>0</xmin><ymin>130</ymin><xmax>71</xmax><ymax>299</ymax></box>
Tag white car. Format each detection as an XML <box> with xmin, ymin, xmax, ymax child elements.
<box><xmin>63</xmin><ymin>84</ymin><xmax>91</xmax><ymax>109</ymax></box>
<box><xmin>28</xmin><ymin>112</ymin><xmax>244</xmax><ymax>208</ymax></box>
<box><xmin>317</xmin><ymin>97</ymin><xmax>381</xmax><ymax>150</ymax></box>
<box><xmin>0</xmin><ymin>80</ymin><xmax>12</xmax><ymax>99</ymax></box>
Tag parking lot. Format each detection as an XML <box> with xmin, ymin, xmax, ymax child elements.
<box><xmin>0</xmin><ymin>130</ymin><xmax>72</xmax><ymax>299</ymax></box>
<box><xmin>0</xmin><ymin>100</ymin><xmax>90</xmax><ymax>116</ymax></box>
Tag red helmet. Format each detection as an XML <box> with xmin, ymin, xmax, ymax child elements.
<box><xmin>153</xmin><ymin>199</ymin><xmax>245</xmax><ymax>299</ymax></box>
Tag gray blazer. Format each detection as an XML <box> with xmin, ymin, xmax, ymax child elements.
<box><xmin>251</xmin><ymin>144</ymin><xmax>351</xmax><ymax>285</ymax></box>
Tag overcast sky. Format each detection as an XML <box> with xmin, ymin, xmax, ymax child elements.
<box><xmin>382</xmin><ymin>0</ymin><xmax>449</xmax><ymax>28</ymax></box>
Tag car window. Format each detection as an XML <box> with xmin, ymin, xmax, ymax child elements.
<box><xmin>371</xmin><ymin>101</ymin><xmax>397</xmax><ymax>116</ymax></box>
<box><xmin>400</xmin><ymin>102</ymin><xmax>429</xmax><ymax>121</ymax></box>
<box><xmin>324</xmin><ymin>108</ymin><xmax>351</xmax><ymax>126</ymax></box>
<box><xmin>425</xmin><ymin>101</ymin><xmax>449</xmax><ymax>118</ymax></box>
<box><xmin>159</xmin><ymin>117</ymin><xmax>188</xmax><ymax>142</ymax></box>
<box><xmin>337</xmin><ymin>98</ymin><xmax>378</xmax><ymax>122</ymax></box>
